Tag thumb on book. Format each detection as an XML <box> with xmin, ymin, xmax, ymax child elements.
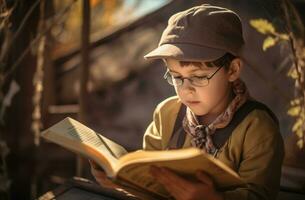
<box><xmin>88</xmin><ymin>159</ymin><xmax>99</xmax><ymax>169</ymax></box>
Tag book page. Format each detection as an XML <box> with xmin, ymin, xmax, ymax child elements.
<box><xmin>116</xmin><ymin>148</ymin><xmax>243</xmax><ymax>198</ymax></box>
<box><xmin>41</xmin><ymin>117</ymin><xmax>128</xmax><ymax>175</ymax></box>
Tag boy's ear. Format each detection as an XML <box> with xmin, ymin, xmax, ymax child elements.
<box><xmin>228</xmin><ymin>58</ymin><xmax>243</xmax><ymax>82</ymax></box>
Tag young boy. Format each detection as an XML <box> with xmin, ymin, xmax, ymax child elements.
<box><xmin>91</xmin><ymin>4</ymin><xmax>284</xmax><ymax>200</ymax></box>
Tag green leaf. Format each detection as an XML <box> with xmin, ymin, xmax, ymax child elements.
<box><xmin>263</xmin><ymin>36</ymin><xmax>276</xmax><ymax>51</ymax></box>
<box><xmin>250</xmin><ymin>19</ymin><xmax>276</xmax><ymax>35</ymax></box>
<box><xmin>288</xmin><ymin>105</ymin><xmax>301</xmax><ymax>116</ymax></box>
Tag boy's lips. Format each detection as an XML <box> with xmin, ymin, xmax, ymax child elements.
<box><xmin>186</xmin><ymin>100</ymin><xmax>201</xmax><ymax>105</ymax></box>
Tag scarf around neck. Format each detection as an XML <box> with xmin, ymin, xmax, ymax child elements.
<box><xmin>182</xmin><ymin>79</ymin><xmax>250</xmax><ymax>155</ymax></box>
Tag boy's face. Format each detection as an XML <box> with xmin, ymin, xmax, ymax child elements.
<box><xmin>166</xmin><ymin>58</ymin><xmax>234</xmax><ymax>116</ymax></box>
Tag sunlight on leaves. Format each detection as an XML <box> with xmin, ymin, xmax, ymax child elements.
<box><xmin>250</xmin><ymin>19</ymin><xmax>276</xmax><ymax>35</ymax></box>
<box><xmin>292</xmin><ymin>118</ymin><xmax>302</xmax><ymax>132</ymax></box>
<box><xmin>287</xmin><ymin>67</ymin><xmax>298</xmax><ymax>79</ymax></box>
<box><xmin>290</xmin><ymin>98</ymin><xmax>302</xmax><ymax>106</ymax></box>
<box><xmin>263</xmin><ymin>36</ymin><xmax>277</xmax><ymax>51</ymax></box>
<box><xmin>251</xmin><ymin>14</ymin><xmax>305</xmax><ymax>149</ymax></box>
<box><xmin>296</xmin><ymin>128</ymin><xmax>303</xmax><ymax>138</ymax></box>
<box><xmin>250</xmin><ymin>19</ymin><xmax>289</xmax><ymax>52</ymax></box>
<box><xmin>297</xmin><ymin>139</ymin><xmax>304</xmax><ymax>149</ymax></box>
<box><xmin>288</xmin><ymin>105</ymin><xmax>301</xmax><ymax>116</ymax></box>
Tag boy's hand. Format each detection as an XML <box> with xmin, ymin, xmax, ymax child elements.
<box><xmin>150</xmin><ymin>166</ymin><xmax>224</xmax><ymax>200</ymax></box>
<box><xmin>89</xmin><ymin>160</ymin><xmax>144</xmax><ymax>198</ymax></box>
<box><xmin>88</xmin><ymin>160</ymin><xmax>119</xmax><ymax>189</ymax></box>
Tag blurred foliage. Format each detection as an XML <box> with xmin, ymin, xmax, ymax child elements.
<box><xmin>250</xmin><ymin>19</ymin><xmax>288</xmax><ymax>51</ymax></box>
<box><xmin>51</xmin><ymin>0</ymin><xmax>124</xmax><ymax>45</ymax></box>
<box><xmin>0</xmin><ymin>0</ymin><xmax>77</xmax><ymax>198</ymax></box>
<box><xmin>250</xmin><ymin>0</ymin><xmax>305</xmax><ymax>149</ymax></box>
<box><xmin>0</xmin><ymin>0</ymin><xmax>167</xmax><ymax>198</ymax></box>
<box><xmin>0</xmin><ymin>0</ymin><xmax>14</xmax><ymax>198</ymax></box>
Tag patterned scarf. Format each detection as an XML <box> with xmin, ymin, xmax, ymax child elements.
<box><xmin>182</xmin><ymin>79</ymin><xmax>250</xmax><ymax>155</ymax></box>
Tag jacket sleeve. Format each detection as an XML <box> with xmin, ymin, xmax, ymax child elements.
<box><xmin>142</xmin><ymin>107</ymin><xmax>163</xmax><ymax>151</ymax></box>
<box><xmin>223</xmin><ymin>111</ymin><xmax>285</xmax><ymax>200</ymax></box>
<box><xmin>142</xmin><ymin>96</ymin><xmax>180</xmax><ymax>150</ymax></box>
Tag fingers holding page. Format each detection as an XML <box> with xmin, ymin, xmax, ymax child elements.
<box><xmin>88</xmin><ymin>159</ymin><xmax>118</xmax><ymax>189</ymax></box>
<box><xmin>149</xmin><ymin>166</ymin><xmax>223</xmax><ymax>200</ymax></box>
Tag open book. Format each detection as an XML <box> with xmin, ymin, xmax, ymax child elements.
<box><xmin>41</xmin><ymin>117</ymin><xmax>243</xmax><ymax>199</ymax></box>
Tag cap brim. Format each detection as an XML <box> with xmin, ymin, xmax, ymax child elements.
<box><xmin>144</xmin><ymin>43</ymin><xmax>226</xmax><ymax>62</ymax></box>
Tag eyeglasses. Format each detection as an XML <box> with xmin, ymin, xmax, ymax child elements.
<box><xmin>163</xmin><ymin>66</ymin><xmax>223</xmax><ymax>87</ymax></box>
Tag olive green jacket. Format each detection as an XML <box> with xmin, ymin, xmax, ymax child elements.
<box><xmin>143</xmin><ymin>96</ymin><xmax>284</xmax><ymax>200</ymax></box>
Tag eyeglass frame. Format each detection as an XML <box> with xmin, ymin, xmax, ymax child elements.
<box><xmin>163</xmin><ymin>65</ymin><xmax>223</xmax><ymax>87</ymax></box>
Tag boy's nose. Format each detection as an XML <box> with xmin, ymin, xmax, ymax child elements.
<box><xmin>179</xmin><ymin>79</ymin><xmax>195</xmax><ymax>92</ymax></box>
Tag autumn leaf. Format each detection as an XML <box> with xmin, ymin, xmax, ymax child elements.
<box><xmin>292</xmin><ymin>118</ymin><xmax>303</xmax><ymax>132</ymax></box>
<box><xmin>296</xmin><ymin>128</ymin><xmax>304</xmax><ymax>138</ymax></box>
<box><xmin>287</xmin><ymin>68</ymin><xmax>298</xmax><ymax>79</ymax></box>
<box><xmin>263</xmin><ymin>36</ymin><xmax>277</xmax><ymax>51</ymax></box>
<box><xmin>288</xmin><ymin>105</ymin><xmax>301</xmax><ymax>116</ymax></box>
<box><xmin>250</xmin><ymin>19</ymin><xmax>276</xmax><ymax>35</ymax></box>
<box><xmin>290</xmin><ymin>98</ymin><xmax>301</xmax><ymax>106</ymax></box>
<box><xmin>297</xmin><ymin>139</ymin><xmax>304</xmax><ymax>149</ymax></box>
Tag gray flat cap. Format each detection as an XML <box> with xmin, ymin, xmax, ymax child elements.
<box><xmin>144</xmin><ymin>4</ymin><xmax>244</xmax><ymax>61</ymax></box>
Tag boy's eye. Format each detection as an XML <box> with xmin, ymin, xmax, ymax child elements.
<box><xmin>192</xmin><ymin>76</ymin><xmax>208</xmax><ymax>80</ymax></box>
